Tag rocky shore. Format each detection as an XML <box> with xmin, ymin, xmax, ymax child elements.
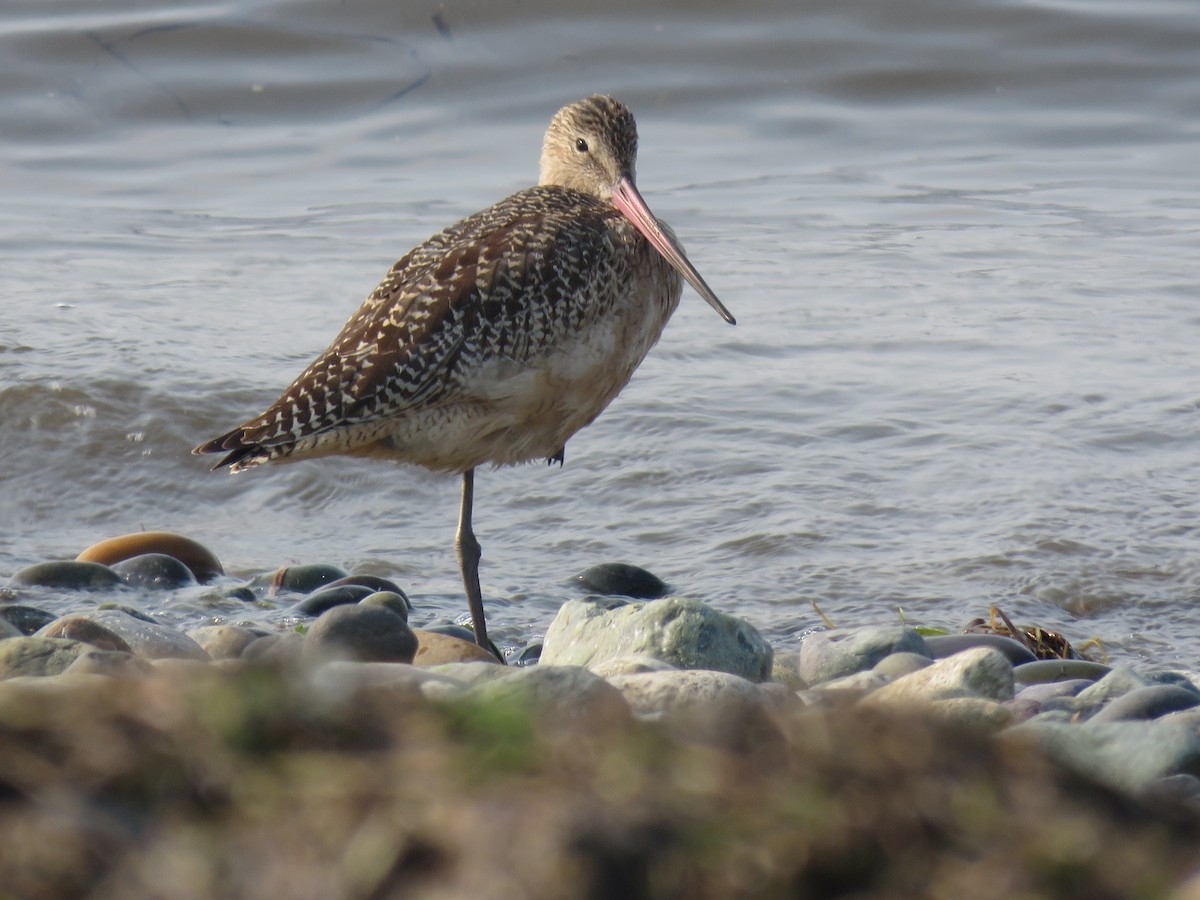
<box><xmin>3</xmin><ymin>532</ymin><xmax>1200</xmax><ymax>898</ymax></box>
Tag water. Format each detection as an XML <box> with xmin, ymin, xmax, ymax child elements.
<box><xmin>3</xmin><ymin>0</ymin><xmax>1199</xmax><ymax>664</ymax></box>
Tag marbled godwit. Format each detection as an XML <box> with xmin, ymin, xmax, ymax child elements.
<box><xmin>194</xmin><ymin>95</ymin><xmax>735</xmax><ymax>652</ymax></box>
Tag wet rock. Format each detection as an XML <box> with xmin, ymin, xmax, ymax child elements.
<box><xmin>412</xmin><ymin>628</ymin><xmax>501</xmax><ymax>665</ymax></box>
<box><xmin>186</xmin><ymin>625</ymin><xmax>264</xmax><ymax>660</ymax></box>
<box><xmin>606</xmin><ymin>669</ymin><xmax>763</xmax><ymax>717</ymax></box>
<box><xmin>513</xmin><ymin>641</ymin><xmax>542</xmax><ymax>667</ymax></box>
<box><xmin>35</xmin><ymin>616</ymin><xmax>134</xmax><ymax>653</ymax></box>
<box><xmin>0</xmin><ymin>637</ymin><xmax>87</xmax><ymax>678</ymax></box>
<box><xmin>928</xmin><ymin>697</ymin><xmax>1013</xmax><ymax>732</ymax></box>
<box><xmin>0</xmin><ymin>604</ymin><xmax>58</xmax><ymax>636</ymax></box>
<box><xmin>88</xmin><ymin>610</ymin><xmax>210</xmax><ymax>661</ymax></box>
<box><xmin>924</xmin><ymin>633</ymin><xmax>1038</xmax><ymax>666</ymax></box>
<box><xmin>1007</xmin><ymin>679</ymin><xmax>1093</xmax><ymax>721</ymax></box>
<box><xmin>324</xmin><ymin>575</ymin><xmax>410</xmax><ymax>607</ymax></box>
<box><xmin>873</xmin><ymin>651</ymin><xmax>933</xmax><ymax>679</ymax></box>
<box><xmin>76</xmin><ymin>531</ymin><xmax>224</xmax><ymax>583</ymax></box>
<box><xmin>421</xmin><ymin>621</ymin><xmax>478</xmax><ymax>643</ymax></box>
<box><xmin>0</xmin><ymin>618</ymin><xmax>21</xmax><ymax>639</ymax></box>
<box><xmin>289</xmin><ymin>584</ymin><xmax>373</xmax><ymax>616</ymax></box>
<box><xmin>541</xmin><ymin>597</ymin><xmax>772</xmax><ymax>682</ymax></box>
<box><xmin>1074</xmin><ymin>667</ymin><xmax>1149</xmax><ymax>712</ymax></box>
<box><xmin>799</xmin><ymin>626</ymin><xmax>931</xmax><ymax>686</ymax></box>
<box><xmin>574</xmin><ymin>562</ymin><xmax>668</xmax><ymax>599</ymax></box>
<box><xmin>111</xmin><ymin>553</ymin><xmax>198</xmax><ymax>589</ymax></box>
<box><xmin>95</xmin><ymin>604</ymin><xmax>159</xmax><ymax>623</ymax></box>
<box><xmin>1087</xmin><ymin>684</ymin><xmax>1200</xmax><ymax>724</ymax></box>
<box><xmin>1006</xmin><ymin>719</ymin><xmax>1200</xmax><ymax>794</ymax></box>
<box><xmin>64</xmin><ymin>649</ymin><xmax>152</xmax><ymax>677</ymax></box>
<box><xmin>358</xmin><ymin>591</ymin><xmax>411</xmax><ymax>623</ymax></box>
<box><xmin>310</xmin><ymin>660</ymin><xmax>465</xmax><ymax>702</ymax></box>
<box><xmin>253</xmin><ymin>563</ymin><xmax>349</xmax><ymax>597</ymax></box>
<box><xmin>862</xmin><ymin>647</ymin><xmax>1015</xmax><ymax>707</ymax></box>
<box><xmin>8</xmin><ymin>560</ymin><xmax>123</xmax><ymax>591</ymax></box>
<box><xmin>303</xmin><ymin>604</ymin><xmax>417</xmax><ymax>664</ymax></box>
<box><xmin>591</xmin><ymin>655</ymin><xmax>678</xmax><ymax>678</ymax></box>
<box><xmin>465</xmin><ymin>664</ymin><xmax>631</xmax><ymax>728</ymax></box>
<box><xmin>242</xmin><ymin>633</ymin><xmax>304</xmax><ymax>664</ymax></box>
<box><xmin>1013</xmin><ymin>658</ymin><xmax>1112</xmax><ymax>685</ymax></box>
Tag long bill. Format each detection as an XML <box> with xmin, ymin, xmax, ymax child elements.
<box><xmin>611</xmin><ymin>176</ymin><xmax>736</xmax><ymax>325</ymax></box>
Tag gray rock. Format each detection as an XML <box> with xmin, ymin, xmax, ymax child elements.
<box><xmin>801</xmin><ymin>670</ymin><xmax>891</xmax><ymax>706</ymax></box>
<box><xmin>88</xmin><ymin>610</ymin><xmax>210</xmax><ymax>661</ymax></box>
<box><xmin>605</xmin><ymin>669</ymin><xmax>764</xmax><ymax>717</ymax></box>
<box><xmin>7</xmin><ymin>560</ymin><xmax>123</xmax><ymax>591</ymax></box>
<box><xmin>187</xmin><ymin>625</ymin><xmax>264</xmax><ymax>660</ymax></box>
<box><xmin>924</xmin><ymin>633</ymin><xmax>1037</xmax><ymax>666</ymax></box>
<box><xmin>64</xmin><ymin>649</ymin><xmax>152</xmax><ymax>677</ymax></box>
<box><xmin>358</xmin><ymin>591</ymin><xmax>410</xmax><ymax>623</ymax></box>
<box><xmin>0</xmin><ymin>605</ymin><xmax>57</xmax><ymax>635</ymax></box>
<box><xmin>303</xmin><ymin>604</ymin><xmax>417</xmax><ymax>664</ymax></box>
<box><xmin>574</xmin><ymin>562</ymin><xmax>668</xmax><ymax>599</ymax></box>
<box><xmin>0</xmin><ymin>618</ymin><xmax>22</xmax><ymax>639</ymax></box>
<box><xmin>540</xmin><ymin>597</ymin><xmax>772</xmax><ymax>682</ymax></box>
<box><xmin>928</xmin><ymin>697</ymin><xmax>1013</xmax><ymax>731</ymax></box>
<box><xmin>0</xmin><ymin>637</ymin><xmax>87</xmax><ymax>678</ymax></box>
<box><xmin>111</xmin><ymin>553</ymin><xmax>197</xmax><ymax>589</ymax></box>
<box><xmin>799</xmin><ymin>626</ymin><xmax>930</xmax><ymax>686</ymax></box>
<box><xmin>242</xmin><ymin>633</ymin><xmax>304</xmax><ymax>664</ymax></box>
<box><xmin>590</xmin><ymin>655</ymin><xmax>678</xmax><ymax>678</ymax></box>
<box><xmin>1087</xmin><ymin>684</ymin><xmax>1200</xmax><ymax>723</ymax></box>
<box><xmin>873</xmin><ymin>651</ymin><xmax>933</xmax><ymax>679</ymax></box>
<box><xmin>1012</xmin><ymin>658</ymin><xmax>1112</xmax><ymax>685</ymax></box>
<box><xmin>1075</xmin><ymin>667</ymin><xmax>1149</xmax><ymax>712</ymax></box>
<box><xmin>862</xmin><ymin>647</ymin><xmax>1015</xmax><ymax>707</ymax></box>
<box><xmin>1005</xmin><ymin>719</ymin><xmax>1200</xmax><ymax>794</ymax></box>
<box><xmin>35</xmin><ymin>616</ymin><xmax>133</xmax><ymax>653</ymax></box>
<box><xmin>465</xmin><ymin>665</ymin><xmax>631</xmax><ymax>727</ymax></box>
<box><xmin>290</xmin><ymin>584</ymin><xmax>374</xmax><ymax>617</ymax></box>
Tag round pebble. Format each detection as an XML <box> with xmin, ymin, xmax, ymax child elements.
<box><xmin>358</xmin><ymin>591</ymin><xmax>410</xmax><ymax>623</ymax></box>
<box><xmin>8</xmin><ymin>560</ymin><xmax>124</xmax><ymax>591</ymax></box>
<box><xmin>111</xmin><ymin>553</ymin><xmax>198</xmax><ymax>589</ymax></box>
<box><xmin>252</xmin><ymin>563</ymin><xmax>349</xmax><ymax>596</ymax></box>
<box><xmin>36</xmin><ymin>616</ymin><xmax>134</xmax><ymax>653</ymax></box>
<box><xmin>324</xmin><ymin>575</ymin><xmax>410</xmax><ymax>607</ymax></box>
<box><xmin>1013</xmin><ymin>658</ymin><xmax>1112</xmax><ymax>685</ymax></box>
<box><xmin>0</xmin><ymin>604</ymin><xmax>58</xmax><ymax>635</ymax></box>
<box><xmin>289</xmin><ymin>584</ymin><xmax>374</xmax><ymax>616</ymax></box>
<box><xmin>1088</xmin><ymin>684</ymin><xmax>1200</xmax><ymax>723</ymax></box>
<box><xmin>924</xmin><ymin>634</ymin><xmax>1038</xmax><ymax>666</ymax></box>
<box><xmin>76</xmin><ymin>531</ymin><xmax>224</xmax><ymax>583</ymax></box>
<box><xmin>574</xmin><ymin>562</ymin><xmax>668</xmax><ymax>599</ymax></box>
<box><xmin>303</xmin><ymin>604</ymin><xmax>417</xmax><ymax>663</ymax></box>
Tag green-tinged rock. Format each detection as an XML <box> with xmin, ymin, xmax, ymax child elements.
<box><xmin>8</xmin><ymin>561</ymin><xmax>123</xmax><ymax>591</ymax></box>
<box><xmin>0</xmin><ymin>605</ymin><xmax>57</xmax><ymax>636</ymax></box>
<box><xmin>0</xmin><ymin>637</ymin><xmax>87</xmax><ymax>678</ymax></box>
<box><xmin>799</xmin><ymin>626</ymin><xmax>931</xmax><ymax>686</ymax></box>
<box><xmin>540</xmin><ymin>597</ymin><xmax>772</xmax><ymax>682</ymax></box>
<box><xmin>465</xmin><ymin>665</ymin><xmax>631</xmax><ymax>728</ymax></box>
<box><xmin>862</xmin><ymin>647</ymin><xmax>1015</xmax><ymax>707</ymax></box>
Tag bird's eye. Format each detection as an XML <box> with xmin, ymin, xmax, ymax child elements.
<box><xmin>575</xmin><ymin>138</ymin><xmax>589</xmax><ymax>153</ymax></box>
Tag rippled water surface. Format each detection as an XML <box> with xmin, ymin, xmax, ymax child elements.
<box><xmin>3</xmin><ymin>0</ymin><xmax>1199</xmax><ymax>662</ymax></box>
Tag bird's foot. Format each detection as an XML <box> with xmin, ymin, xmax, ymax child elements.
<box><xmin>546</xmin><ymin>446</ymin><xmax>565</xmax><ymax>466</ymax></box>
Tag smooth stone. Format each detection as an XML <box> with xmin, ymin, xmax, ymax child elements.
<box><xmin>8</xmin><ymin>560</ymin><xmax>123</xmax><ymax>591</ymax></box>
<box><xmin>289</xmin><ymin>584</ymin><xmax>374</xmax><ymax>616</ymax></box>
<box><xmin>541</xmin><ymin>597</ymin><xmax>773</xmax><ymax>683</ymax></box>
<box><xmin>424</xmin><ymin>661</ymin><xmax>516</xmax><ymax>687</ymax></box>
<box><xmin>77</xmin><ymin>531</ymin><xmax>224</xmax><ymax>583</ymax></box>
<box><xmin>590</xmin><ymin>655</ymin><xmax>679</xmax><ymax>678</ymax></box>
<box><xmin>1013</xmin><ymin>658</ymin><xmax>1112</xmax><ymax>685</ymax></box>
<box><xmin>928</xmin><ymin>697</ymin><xmax>1013</xmax><ymax>731</ymax></box>
<box><xmin>35</xmin><ymin>616</ymin><xmax>134</xmax><ymax>653</ymax></box>
<box><xmin>186</xmin><ymin>625</ymin><xmax>264</xmax><ymax>660</ymax></box>
<box><xmin>111</xmin><ymin>553</ymin><xmax>198</xmax><ymax>589</ymax></box>
<box><xmin>412</xmin><ymin>628</ymin><xmax>500</xmax><ymax>665</ymax></box>
<box><xmin>95</xmin><ymin>604</ymin><xmax>159</xmax><ymax>623</ymax></box>
<box><xmin>241</xmin><ymin>633</ymin><xmax>304</xmax><ymax>663</ymax></box>
<box><xmin>1013</xmin><ymin>679</ymin><xmax>1093</xmax><ymax>704</ymax></box>
<box><xmin>800</xmin><ymin>670</ymin><xmax>891</xmax><ymax>707</ymax></box>
<box><xmin>253</xmin><ymin>563</ymin><xmax>349</xmax><ymax>597</ymax></box>
<box><xmin>0</xmin><ymin>618</ymin><xmax>21</xmax><ymax>639</ymax></box>
<box><xmin>799</xmin><ymin>626</ymin><xmax>931</xmax><ymax>686</ymax></box>
<box><xmin>1006</xmin><ymin>719</ymin><xmax>1200</xmax><ymax>794</ymax></box>
<box><xmin>303</xmin><ymin>604</ymin><xmax>417</xmax><ymax>663</ymax></box>
<box><xmin>465</xmin><ymin>665</ymin><xmax>631</xmax><ymax>727</ymax></box>
<box><xmin>0</xmin><ymin>637</ymin><xmax>87</xmax><ymax>678</ymax></box>
<box><xmin>924</xmin><ymin>633</ymin><xmax>1038</xmax><ymax>666</ymax></box>
<box><xmin>513</xmin><ymin>641</ymin><xmax>542</xmax><ymax>666</ymax></box>
<box><xmin>1144</xmin><ymin>670</ymin><xmax>1200</xmax><ymax>696</ymax></box>
<box><xmin>358</xmin><ymin>591</ymin><xmax>411</xmax><ymax>623</ymax></box>
<box><xmin>862</xmin><ymin>647</ymin><xmax>1015</xmax><ymax>707</ymax></box>
<box><xmin>324</xmin><ymin>575</ymin><xmax>410</xmax><ymax>608</ymax></box>
<box><xmin>574</xmin><ymin>562</ymin><xmax>668</xmax><ymax>599</ymax></box>
<box><xmin>1087</xmin><ymin>684</ymin><xmax>1200</xmax><ymax>723</ymax></box>
<box><xmin>420</xmin><ymin>621</ymin><xmax>478</xmax><ymax>643</ymax></box>
<box><xmin>873</xmin><ymin>651</ymin><xmax>934</xmax><ymax>679</ymax></box>
<box><xmin>88</xmin><ymin>610</ymin><xmax>210</xmax><ymax>661</ymax></box>
<box><xmin>771</xmin><ymin>651</ymin><xmax>806</xmax><ymax>691</ymax></box>
<box><xmin>310</xmin><ymin>660</ymin><xmax>465</xmax><ymax>701</ymax></box>
<box><xmin>65</xmin><ymin>649</ymin><xmax>153</xmax><ymax>677</ymax></box>
<box><xmin>606</xmin><ymin>669</ymin><xmax>764</xmax><ymax>716</ymax></box>
<box><xmin>0</xmin><ymin>604</ymin><xmax>58</xmax><ymax>635</ymax></box>
<box><xmin>1160</xmin><ymin>707</ymin><xmax>1200</xmax><ymax>730</ymax></box>
<box><xmin>1075</xmin><ymin>667</ymin><xmax>1149</xmax><ymax>709</ymax></box>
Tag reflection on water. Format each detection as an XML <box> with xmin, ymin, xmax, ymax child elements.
<box><xmin>2</xmin><ymin>0</ymin><xmax>1199</xmax><ymax>664</ymax></box>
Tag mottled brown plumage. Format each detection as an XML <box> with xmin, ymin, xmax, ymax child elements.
<box><xmin>194</xmin><ymin>95</ymin><xmax>734</xmax><ymax>650</ymax></box>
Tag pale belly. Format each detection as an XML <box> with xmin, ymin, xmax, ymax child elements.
<box><xmin>358</xmin><ymin>296</ymin><xmax>674</xmax><ymax>473</ymax></box>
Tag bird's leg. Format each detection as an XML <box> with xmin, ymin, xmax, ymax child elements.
<box><xmin>455</xmin><ymin>468</ymin><xmax>491</xmax><ymax>650</ymax></box>
<box><xmin>546</xmin><ymin>445</ymin><xmax>565</xmax><ymax>466</ymax></box>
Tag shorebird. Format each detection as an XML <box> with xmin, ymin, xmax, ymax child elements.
<box><xmin>194</xmin><ymin>95</ymin><xmax>735</xmax><ymax>652</ymax></box>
